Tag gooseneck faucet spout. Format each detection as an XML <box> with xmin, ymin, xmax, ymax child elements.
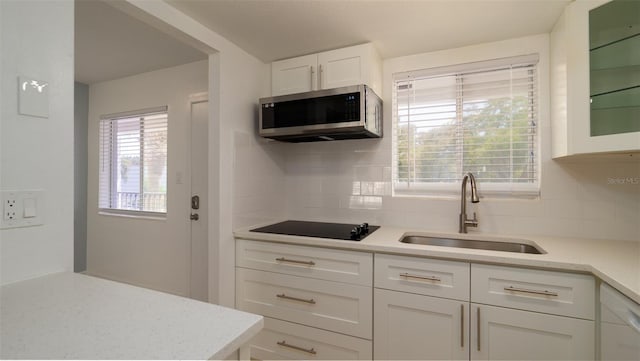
<box><xmin>459</xmin><ymin>172</ymin><xmax>480</xmax><ymax>233</ymax></box>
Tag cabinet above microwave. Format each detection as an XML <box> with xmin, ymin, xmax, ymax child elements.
<box><xmin>271</xmin><ymin>43</ymin><xmax>382</xmax><ymax>97</ymax></box>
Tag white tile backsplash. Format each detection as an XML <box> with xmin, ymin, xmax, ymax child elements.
<box><xmin>276</xmin><ymin>139</ymin><xmax>640</xmax><ymax>242</ymax></box>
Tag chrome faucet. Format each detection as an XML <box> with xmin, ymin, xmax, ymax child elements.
<box><xmin>459</xmin><ymin>172</ymin><xmax>480</xmax><ymax>233</ymax></box>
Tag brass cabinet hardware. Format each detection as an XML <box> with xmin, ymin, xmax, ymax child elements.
<box><xmin>277</xmin><ymin>340</ymin><xmax>317</xmax><ymax>355</ymax></box>
<box><xmin>399</xmin><ymin>273</ymin><xmax>441</xmax><ymax>282</ymax></box>
<box><xmin>275</xmin><ymin>257</ymin><xmax>315</xmax><ymax>266</ymax></box>
<box><xmin>276</xmin><ymin>293</ymin><xmax>316</xmax><ymax>304</ymax></box>
<box><xmin>504</xmin><ymin>286</ymin><xmax>558</xmax><ymax>297</ymax></box>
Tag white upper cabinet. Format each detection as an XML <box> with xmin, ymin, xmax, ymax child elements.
<box><xmin>271</xmin><ymin>43</ymin><xmax>382</xmax><ymax>96</ymax></box>
<box><xmin>271</xmin><ymin>54</ymin><xmax>318</xmax><ymax>96</ymax></box>
<box><xmin>550</xmin><ymin>0</ymin><xmax>640</xmax><ymax>157</ymax></box>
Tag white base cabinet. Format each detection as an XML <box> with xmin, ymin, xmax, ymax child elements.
<box><xmin>250</xmin><ymin>317</ymin><xmax>372</xmax><ymax>360</ymax></box>
<box><xmin>374</xmin><ymin>289</ymin><xmax>468</xmax><ymax>360</ymax></box>
<box><xmin>471</xmin><ymin>304</ymin><xmax>595</xmax><ymax>360</ymax></box>
<box><xmin>236</xmin><ymin>267</ymin><xmax>372</xmax><ymax>339</ymax></box>
<box><xmin>235</xmin><ymin>239</ymin><xmax>373</xmax><ymax>360</ymax></box>
<box><xmin>237</xmin><ymin>239</ymin><xmax>597</xmax><ymax>360</ymax></box>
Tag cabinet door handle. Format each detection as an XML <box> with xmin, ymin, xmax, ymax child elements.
<box><xmin>277</xmin><ymin>340</ymin><xmax>317</xmax><ymax>355</ymax></box>
<box><xmin>276</xmin><ymin>293</ymin><xmax>316</xmax><ymax>304</ymax></box>
<box><xmin>275</xmin><ymin>257</ymin><xmax>315</xmax><ymax>266</ymax></box>
<box><xmin>399</xmin><ymin>272</ymin><xmax>441</xmax><ymax>282</ymax></box>
<box><xmin>460</xmin><ymin>304</ymin><xmax>464</xmax><ymax>348</ymax></box>
<box><xmin>504</xmin><ymin>286</ymin><xmax>558</xmax><ymax>297</ymax></box>
<box><xmin>318</xmin><ymin>64</ymin><xmax>323</xmax><ymax>89</ymax></box>
<box><xmin>310</xmin><ymin>66</ymin><xmax>314</xmax><ymax>89</ymax></box>
<box><xmin>477</xmin><ymin>307</ymin><xmax>481</xmax><ymax>351</ymax></box>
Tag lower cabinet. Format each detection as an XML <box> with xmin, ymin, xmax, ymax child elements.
<box><xmin>235</xmin><ymin>239</ymin><xmax>373</xmax><ymax>360</ymax></box>
<box><xmin>237</xmin><ymin>240</ymin><xmax>597</xmax><ymax>360</ymax></box>
<box><xmin>374</xmin><ymin>289</ymin><xmax>468</xmax><ymax>360</ymax></box>
<box><xmin>374</xmin><ymin>293</ymin><xmax>594</xmax><ymax>361</ymax></box>
<box><xmin>471</xmin><ymin>304</ymin><xmax>595</xmax><ymax>360</ymax></box>
<box><xmin>249</xmin><ymin>317</ymin><xmax>372</xmax><ymax>360</ymax></box>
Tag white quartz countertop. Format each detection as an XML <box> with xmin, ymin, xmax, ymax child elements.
<box><xmin>235</xmin><ymin>223</ymin><xmax>640</xmax><ymax>304</ymax></box>
<box><xmin>0</xmin><ymin>272</ymin><xmax>263</xmax><ymax>360</ymax></box>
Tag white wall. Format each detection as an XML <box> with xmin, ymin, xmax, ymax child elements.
<box><xmin>282</xmin><ymin>34</ymin><xmax>640</xmax><ymax>242</ymax></box>
<box><xmin>0</xmin><ymin>1</ymin><xmax>74</xmax><ymax>285</ymax></box>
<box><xmin>111</xmin><ymin>1</ymin><xmax>285</xmax><ymax>306</ymax></box>
<box><xmin>86</xmin><ymin>60</ymin><xmax>208</xmax><ymax>296</ymax></box>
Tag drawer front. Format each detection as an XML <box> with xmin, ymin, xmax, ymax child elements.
<box><xmin>236</xmin><ymin>268</ymin><xmax>372</xmax><ymax>339</ymax></box>
<box><xmin>236</xmin><ymin>239</ymin><xmax>373</xmax><ymax>286</ymax></box>
<box><xmin>249</xmin><ymin>317</ymin><xmax>372</xmax><ymax>360</ymax></box>
<box><xmin>375</xmin><ymin>254</ymin><xmax>470</xmax><ymax>301</ymax></box>
<box><xmin>471</xmin><ymin>264</ymin><xmax>595</xmax><ymax>319</ymax></box>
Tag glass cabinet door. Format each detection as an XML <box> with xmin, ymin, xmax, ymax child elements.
<box><xmin>589</xmin><ymin>0</ymin><xmax>640</xmax><ymax>137</ymax></box>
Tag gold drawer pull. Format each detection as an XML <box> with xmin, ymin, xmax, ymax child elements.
<box><xmin>504</xmin><ymin>286</ymin><xmax>558</xmax><ymax>297</ymax></box>
<box><xmin>277</xmin><ymin>340</ymin><xmax>317</xmax><ymax>355</ymax></box>
<box><xmin>400</xmin><ymin>272</ymin><xmax>441</xmax><ymax>282</ymax></box>
<box><xmin>276</xmin><ymin>293</ymin><xmax>316</xmax><ymax>304</ymax></box>
<box><xmin>275</xmin><ymin>257</ymin><xmax>315</xmax><ymax>266</ymax></box>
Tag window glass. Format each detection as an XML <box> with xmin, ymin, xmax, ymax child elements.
<box><xmin>99</xmin><ymin>108</ymin><xmax>168</xmax><ymax>214</ymax></box>
<box><xmin>393</xmin><ymin>56</ymin><xmax>539</xmax><ymax>197</ymax></box>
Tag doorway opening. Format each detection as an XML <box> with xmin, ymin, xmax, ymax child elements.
<box><xmin>74</xmin><ymin>0</ymin><xmax>210</xmax><ymax>300</ymax></box>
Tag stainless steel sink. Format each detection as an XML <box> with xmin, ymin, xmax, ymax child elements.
<box><xmin>400</xmin><ymin>235</ymin><xmax>546</xmax><ymax>254</ymax></box>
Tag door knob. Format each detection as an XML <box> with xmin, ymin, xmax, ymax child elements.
<box><xmin>190</xmin><ymin>213</ymin><xmax>199</xmax><ymax>221</ymax></box>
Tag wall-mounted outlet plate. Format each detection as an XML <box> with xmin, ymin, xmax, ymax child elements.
<box><xmin>1</xmin><ymin>190</ymin><xmax>45</xmax><ymax>229</ymax></box>
<box><xmin>4</xmin><ymin>195</ymin><xmax>17</xmax><ymax>221</ymax></box>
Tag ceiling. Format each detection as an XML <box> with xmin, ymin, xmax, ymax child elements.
<box><xmin>75</xmin><ymin>0</ymin><xmax>207</xmax><ymax>84</ymax></box>
<box><xmin>75</xmin><ymin>0</ymin><xmax>570</xmax><ymax>84</ymax></box>
<box><xmin>167</xmin><ymin>0</ymin><xmax>571</xmax><ymax>63</ymax></box>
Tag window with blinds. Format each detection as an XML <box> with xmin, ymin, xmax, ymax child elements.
<box><xmin>99</xmin><ymin>107</ymin><xmax>168</xmax><ymax>214</ymax></box>
<box><xmin>393</xmin><ymin>55</ymin><xmax>539</xmax><ymax>197</ymax></box>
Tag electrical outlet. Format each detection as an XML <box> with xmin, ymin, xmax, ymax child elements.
<box><xmin>4</xmin><ymin>197</ymin><xmax>17</xmax><ymax>220</ymax></box>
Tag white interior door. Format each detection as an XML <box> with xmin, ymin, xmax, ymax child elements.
<box><xmin>189</xmin><ymin>95</ymin><xmax>209</xmax><ymax>301</ymax></box>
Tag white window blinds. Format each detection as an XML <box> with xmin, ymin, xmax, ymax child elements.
<box><xmin>393</xmin><ymin>55</ymin><xmax>539</xmax><ymax>197</ymax></box>
<box><xmin>99</xmin><ymin>107</ymin><xmax>168</xmax><ymax>214</ymax></box>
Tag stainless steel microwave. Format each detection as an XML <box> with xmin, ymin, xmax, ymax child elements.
<box><xmin>259</xmin><ymin>84</ymin><xmax>382</xmax><ymax>142</ymax></box>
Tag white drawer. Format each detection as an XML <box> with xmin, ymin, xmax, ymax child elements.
<box><xmin>236</xmin><ymin>268</ymin><xmax>372</xmax><ymax>339</ymax></box>
<box><xmin>471</xmin><ymin>264</ymin><xmax>595</xmax><ymax>319</ymax></box>
<box><xmin>374</xmin><ymin>254</ymin><xmax>470</xmax><ymax>301</ymax></box>
<box><xmin>236</xmin><ymin>239</ymin><xmax>373</xmax><ymax>286</ymax></box>
<box><xmin>249</xmin><ymin>317</ymin><xmax>372</xmax><ymax>360</ymax></box>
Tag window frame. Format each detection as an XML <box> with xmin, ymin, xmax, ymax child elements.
<box><xmin>392</xmin><ymin>54</ymin><xmax>541</xmax><ymax>199</ymax></box>
<box><xmin>98</xmin><ymin>106</ymin><xmax>169</xmax><ymax>218</ymax></box>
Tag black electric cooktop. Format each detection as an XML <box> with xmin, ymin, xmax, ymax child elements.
<box><xmin>250</xmin><ymin>220</ymin><xmax>380</xmax><ymax>241</ymax></box>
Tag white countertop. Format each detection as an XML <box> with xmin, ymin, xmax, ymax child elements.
<box><xmin>235</xmin><ymin>223</ymin><xmax>640</xmax><ymax>304</ymax></box>
<box><xmin>0</xmin><ymin>272</ymin><xmax>263</xmax><ymax>360</ymax></box>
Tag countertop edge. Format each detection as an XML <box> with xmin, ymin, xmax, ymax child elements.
<box><xmin>209</xmin><ymin>317</ymin><xmax>264</xmax><ymax>360</ymax></box>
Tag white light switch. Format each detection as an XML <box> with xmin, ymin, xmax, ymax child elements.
<box><xmin>18</xmin><ymin>76</ymin><xmax>49</xmax><ymax>118</ymax></box>
<box><xmin>23</xmin><ymin>198</ymin><xmax>36</xmax><ymax>218</ymax></box>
